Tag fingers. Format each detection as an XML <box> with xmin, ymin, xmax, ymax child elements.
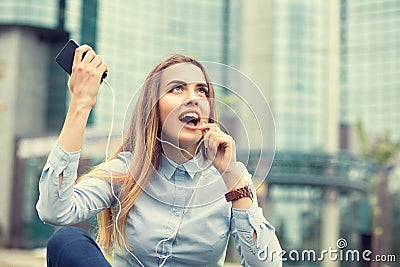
<box><xmin>72</xmin><ymin>45</ymin><xmax>107</xmax><ymax>81</ymax></box>
<box><xmin>198</xmin><ymin>119</ymin><xmax>222</xmax><ymax>140</ymax></box>
<box><xmin>73</xmin><ymin>45</ymin><xmax>92</xmax><ymax>68</ymax></box>
<box><xmin>203</xmin><ymin>126</ymin><xmax>235</xmax><ymax>172</ymax></box>
<box><xmin>204</xmin><ymin>131</ymin><xmax>231</xmax><ymax>151</ymax></box>
<box><xmin>90</xmin><ymin>55</ymin><xmax>106</xmax><ymax>71</ymax></box>
<box><xmin>68</xmin><ymin>45</ymin><xmax>108</xmax><ymax>105</ymax></box>
<box><xmin>97</xmin><ymin>62</ymin><xmax>109</xmax><ymax>76</ymax></box>
<box><xmin>197</xmin><ymin>121</ymin><xmax>219</xmax><ymax>133</ymax></box>
<box><xmin>81</xmin><ymin>50</ymin><xmax>96</xmax><ymax>64</ymax></box>
<box><xmin>204</xmin><ymin>135</ymin><xmax>227</xmax><ymax>160</ymax></box>
<box><xmin>198</xmin><ymin>120</ymin><xmax>237</xmax><ymax>175</ymax></box>
<box><xmin>201</xmin><ymin>122</ymin><xmax>232</xmax><ymax>151</ymax></box>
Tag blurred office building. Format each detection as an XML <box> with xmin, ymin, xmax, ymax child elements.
<box><xmin>339</xmin><ymin>0</ymin><xmax>400</xmax><ymax>261</ymax></box>
<box><xmin>239</xmin><ymin>1</ymin><xmax>399</xmax><ymax>266</ymax></box>
<box><xmin>0</xmin><ymin>1</ymin><xmax>69</xmax><ymax>246</ymax></box>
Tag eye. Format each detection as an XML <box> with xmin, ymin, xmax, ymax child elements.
<box><xmin>170</xmin><ymin>85</ymin><xmax>183</xmax><ymax>93</ymax></box>
<box><xmin>198</xmin><ymin>87</ymin><xmax>209</xmax><ymax>96</ymax></box>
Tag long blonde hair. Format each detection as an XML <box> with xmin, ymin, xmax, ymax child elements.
<box><xmin>81</xmin><ymin>54</ymin><xmax>217</xmax><ymax>250</ymax></box>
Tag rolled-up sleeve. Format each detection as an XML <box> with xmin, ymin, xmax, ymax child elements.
<box><xmin>230</xmin><ymin>163</ymin><xmax>282</xmax><ymax>267</ymax></box>
<box><xmin>36</xmin><ymin>142</ymin><xmax>115</xmax><ymax>226</ymax></box>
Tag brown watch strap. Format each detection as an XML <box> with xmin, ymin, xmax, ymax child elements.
<box><xmin>225</xmin><ymin>185</ymin><xmax>253</xmax><ymax>202</ymax></box>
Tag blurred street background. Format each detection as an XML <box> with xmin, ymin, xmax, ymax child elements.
<box><xmin>0</xmin><ymin>0</ymin><xmax>399</xmax><ymax>266</ymax></box>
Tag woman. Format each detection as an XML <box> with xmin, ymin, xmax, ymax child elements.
<box><xmin>36</xmin><ymin>44</ymin><xmax>282</xmax><ymax>266</ymax></box>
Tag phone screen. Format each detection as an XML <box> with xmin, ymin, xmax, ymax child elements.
<box><xmin>55</xmin><ymin>39</ymin><xmax>79</xmax><ymax>75</ymax></box>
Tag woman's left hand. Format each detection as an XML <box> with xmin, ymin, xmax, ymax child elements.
<box><xmin>197</xmin><ymin>122</ymin><xmax>241</xmax><ymax>189</ymax></box>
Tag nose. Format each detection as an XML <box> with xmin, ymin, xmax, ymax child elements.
<box><xmin>183</xmin><ymin>86</ymin><xmax>200</xmax><ymax>106</ymax></box>
<box><xmin>184</xmin><ymin>98</ymin><xmax>199</xmax><ymax>106</ymax></box>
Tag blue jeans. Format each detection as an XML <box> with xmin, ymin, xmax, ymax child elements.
<box><xmin>46</xmin><ymin>226</ymin><xmax>111</xmax><ymax>267</ymax></box>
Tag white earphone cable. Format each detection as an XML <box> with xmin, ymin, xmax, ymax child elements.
<box><xmin>103</xmin><ymin>80</ymin><xmax>145</xmax><ymax>267</ymax></box>
<box><xmin>154</xmin><ymin>137</ymin><xmax>206</xmax><ymax>266</ymax></box>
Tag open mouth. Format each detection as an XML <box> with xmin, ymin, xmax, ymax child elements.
<box><xmin>179</xmin><ymin>112</ymin><xmax>200</xmax><ymax>127</ymax></box>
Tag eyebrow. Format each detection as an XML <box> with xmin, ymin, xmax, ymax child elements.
<box><xmin>166</xmin><ymin>80</ymin><xmax>208</xmax><ymax>87</ymax></box>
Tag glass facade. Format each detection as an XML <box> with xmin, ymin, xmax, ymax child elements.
<box><xmin>94</xmin><ymin>0</ymin><xmax>240</xmax><ymax>128</ymax></box>
<box><xmin>340</xmin><ymin>0</ymin><xmax>400</xmax><ymax>140</ymax></box>
<box><xmin>340</xmin><ymin>0</ymin><xmax>400</xmax><ymax>260</ymax></box>
<box><xmin>260</xmin><ymin>0</ymin><xmax>393</xmax><ymax>263</ymax></box>
<box><xmin>269</xmin><ymin>185</ymin><xmax>323</xmax><ymax>252</ymax></box>
<box><xmin>18</xmin><ymin>156</ymin><xmax>53</xmax><ymax>248</ymax></box>
<box><xmin>0</xmin><ymin>0</ymin><xmax>240</xmax><ymax>128</ymax></box>
<box><xmin>271</xmin><ymin>0</ymin><xmax>328</xmax><ymax>151</ymax></box>
<box><xmin>267</xmin><ymin>2</ymin><xmax>336</xmax><ymax>257</ymax></box>
<box><xmin>0</xmin><ymin>0</ymin><xmax>58</xmax><ymax>28</ymax></box>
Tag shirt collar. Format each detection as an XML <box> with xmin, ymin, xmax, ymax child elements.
<box><xmin>160</xmin><ymin>147</ymin><xmax>211</xmax><ymax>180</ymax></box>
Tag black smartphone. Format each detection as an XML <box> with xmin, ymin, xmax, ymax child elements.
<box><xmin>55</xmin><ymin>39</ymin><xmax>107</xmax><ymax>81</ymax></box>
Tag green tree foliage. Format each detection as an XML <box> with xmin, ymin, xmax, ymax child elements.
<box><xmin>356</xmin><ymin>119</ymin><xmax>400</xmax><ymax>167</ymax></box>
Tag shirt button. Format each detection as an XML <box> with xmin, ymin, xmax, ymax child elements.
<box><xmin>61</xmin><ymin>160</ymin><xmax>67</xmax><ymax>165</ymax></box>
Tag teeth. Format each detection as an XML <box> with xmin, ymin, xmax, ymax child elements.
<box><xmin>183</xmin><ymin>112</ymin><xmax>198</xmax><ymax>118</ymax></box>
<box><xmin>179</xmin><ymin>112</ymin><xmax>199</xmax><ymax>125</ymax></box>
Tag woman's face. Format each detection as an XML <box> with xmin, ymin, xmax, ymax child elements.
<box><xmin>158</xmin><ymin>63</ymin><xmax>211</xmax><ymax>148</ymax></box>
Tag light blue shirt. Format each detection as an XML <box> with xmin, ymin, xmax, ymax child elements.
<box><xmin>36</xmin><ymin>142</ymin><xmax>282</xmax><ymax>267</ymax></box>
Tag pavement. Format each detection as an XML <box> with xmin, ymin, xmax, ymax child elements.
<box><xmin>0</xmin><ymin>248</ymin><xmax>241</xmax><ymax>267</ymax></box>
<box><xmin>0</xmin><ymin>248</ymin><xmax>46</xmax><ymax>267</ymax></box>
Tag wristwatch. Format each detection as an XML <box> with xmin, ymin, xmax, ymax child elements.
<box><xmin>225</xmin><ymin>184</ymin><xmax>253</xmax><ymax>202</ymax></box>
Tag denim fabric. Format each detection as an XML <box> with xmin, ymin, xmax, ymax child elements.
<box><xmin>47</xmin><ymin>226</ymin><xmax>111</xmax><ymax>267</ymax></box>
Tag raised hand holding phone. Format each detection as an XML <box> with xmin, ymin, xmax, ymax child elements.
<box><xmin>55</xmin><ymin>39</ymin><xmax>107</xmax><ymax>80</ymax></box>
<box><xmin>68</xmin><ymin>44</ymin><xmax>108</xmax><ymax>108</ymax></box>
<box><xmin>55</xmin><ymin>40</ymin><xmax>109</xmax><ymax>152</ymax></box>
